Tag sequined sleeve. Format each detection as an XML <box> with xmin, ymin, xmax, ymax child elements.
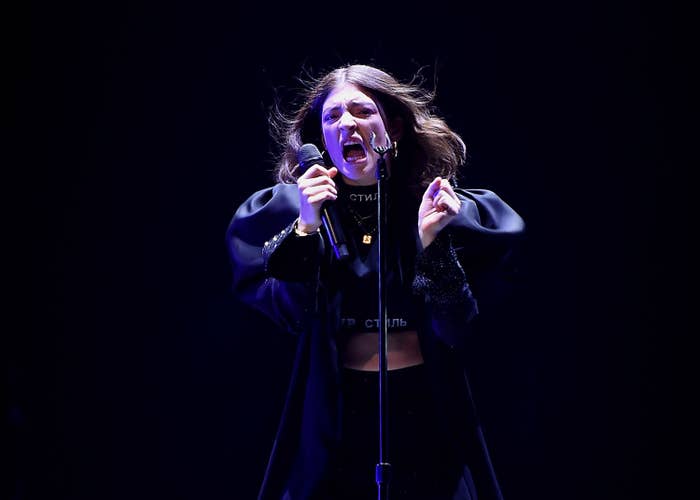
<box><xmin>412</xmin><ymin>231</ymin><xmax>474</xmax><ymax>306</ymax></box>
<box><xmin>411</xmin><ymin>188</ymin><xmax>525</xmax><ymax>347</ymax></box>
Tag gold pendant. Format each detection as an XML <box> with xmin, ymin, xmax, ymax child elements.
<box><xmin>362</xmin><ymin>234</ymin><xmax>372</xmax><ymax>245</ymax></box>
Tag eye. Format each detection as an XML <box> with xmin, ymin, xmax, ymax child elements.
<box><xmin>323</xmin><ymin>110</ymin><xmax>340</xmax><ymax>123</ymax></box>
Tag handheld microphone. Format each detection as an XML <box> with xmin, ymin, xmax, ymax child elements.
<box><xmin>297</xmin><ymin>144</ymin><xmax>350</xmax><ymax>262</ymax></box>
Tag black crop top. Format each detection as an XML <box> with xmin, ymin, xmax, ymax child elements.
<box><xmin>335</xmin><ymin>181</ymin><xmax>419</xmax><ymax>334</ymax></box>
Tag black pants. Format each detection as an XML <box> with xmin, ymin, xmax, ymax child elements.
<box><xmin>323</xmin><ymin>364</ymin><xmax>476</xmax><ymax>500</ymax></box>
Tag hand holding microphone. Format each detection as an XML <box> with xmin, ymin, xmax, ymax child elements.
<box><xmin>296</xmin><ymin>144</ymin><xmax>350</xmax><ymax>261</ymax></box>
<box><xmin>296</xmin><ymin>162</ymin><xmax>337</xmax><ymax>232</ymax></box>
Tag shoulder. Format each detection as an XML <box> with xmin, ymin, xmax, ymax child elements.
<box><xmin>448</xmin><ymin>188</ymin><xmax>525</xmax><ymax>259</ymax></box>
<box><xmin>453</xmin><ymin>188</ymin><xmax>525</xmax><ymax>236</ymax></box>
<box><xmin>227</xmin><ymin>183</ymin><xmax>299</xmax><ymax>243</ymax></box>
<box><xmin>233</xmin><ymin>183</ymin><xmax>299</xmax><ymax>219</ymax></box>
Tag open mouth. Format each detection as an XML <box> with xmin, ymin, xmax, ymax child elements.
<box><xmin>342</xmin><ymin>143</ymin><xmax>367</xmax><ymax>162</ymax></box>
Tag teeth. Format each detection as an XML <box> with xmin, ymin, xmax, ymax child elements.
<box><xmin>342</xmin><ymin>141</ymin><xmax>367</xmax><ymax>161</ymax></box>
<box><xmin>342</xmin><ymin>138</ymin><xmax>363</xmax><ymax>146</ymax></box>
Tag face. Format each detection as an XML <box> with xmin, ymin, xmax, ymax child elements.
<box><xmin>320</xmin><ymin>83</ymin><xmax>392</xmax><ymax>186</ymax></box>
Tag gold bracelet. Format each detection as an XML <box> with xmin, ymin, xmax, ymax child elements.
<box><xmin>293</xmin><ymin>219</ymin><xmax>319</xmax><ymax>237</ymax></box>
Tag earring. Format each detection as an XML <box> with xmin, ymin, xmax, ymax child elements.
<box><xmin>392</xmin><ymin>141</ymin><xmax>399</xmax><ymax>159</ymax></box>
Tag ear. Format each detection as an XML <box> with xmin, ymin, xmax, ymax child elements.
<box><xmin>388</xmin><ymin>117</ymin><xmax>404</xmax><ymax>141</ymax></box>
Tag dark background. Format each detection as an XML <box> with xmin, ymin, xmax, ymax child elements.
<box><xmin>11</xmin><ymin>1</ymin><xmax>692</xmax><ymax>499</ymax></box>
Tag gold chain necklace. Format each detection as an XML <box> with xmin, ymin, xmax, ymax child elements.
<box><xmin>344</xmin><ymin>204</ymin><xmax>377</xmax><ymax>245</ymax></box>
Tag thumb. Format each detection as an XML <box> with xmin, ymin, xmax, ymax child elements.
<box><xmin>423</xmin><ymin>177</ymin><xmax>442</xmax><ymax>200</ymax></box>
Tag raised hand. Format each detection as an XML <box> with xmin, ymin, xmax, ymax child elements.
<box><xmin>418</xmin><ymin>177</ymin><xmax>461</xmax><ymax>248</ymax></box>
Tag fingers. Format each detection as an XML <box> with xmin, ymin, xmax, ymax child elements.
<box><xmin>299</xmin><ymin>178</ymin><xmax>337</xmax><ymax>195</ymax></box>
<box><xmin>298</xmin><ymin>165</ymin><xmax>337</xmax><ymax>191</ymax></box>
<box><xmin>434</xmin><ymin>189</ymin><xmax>460</xmax><ymax>215</ymax></box>
<box><xmin>422</xmin><ymin>176</ymin><xmax>461</xmax><ymax>215</ymax></box>
<box><xmin>297</xmin><ymin>164</ymin><xmax>338</xmax><ymax>225</ymax></box>
<box><xmin>298</xmin><ymin>164</ymin><xmax>337</xmax><ymax>181</ymax></box>
<box><xmin>422</xmin><ymin>177</ymin><xmax>442</xmax><ymax>201</ymax></box>
<box><xmin>438</xmin><ymin>177</ymin><xmax>458</xmax><ymax>199</ymax></box>
<box><xmin>303</xmin><ymin>184</ymin><xmax>337</xmax><ymax>205</ymax></box>
<box><xmin>417</xmin><ymin>177</ymin><xmax>462</xmax><ymax>247</ymax></box>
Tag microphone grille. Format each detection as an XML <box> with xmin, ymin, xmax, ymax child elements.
<box><xmin>298</xmin><ymin>144</ymin><xmax>325</xmax><ymax>173</ymax></box>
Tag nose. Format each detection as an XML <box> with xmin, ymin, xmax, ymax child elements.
<box><xmin>338</xmin><ymin>110</ymin><xmax>357</xmax><ymax>131</ymax></box>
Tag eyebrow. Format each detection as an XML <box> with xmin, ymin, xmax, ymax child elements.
<box><xmin>322</xmin><ymin>99</ymin><xmax>377</xmax><ymax>112</ymax></box>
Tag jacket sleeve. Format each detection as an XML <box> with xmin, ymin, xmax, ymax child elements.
<box><xmin>225</xmin><ymin>183</ymin><xmax>325</xmax><ymax>335</ymax></box>
<box><xmin>413</xmin><ymin>188</ymin><xmax>525</xmax><ymax>347</ymax></box>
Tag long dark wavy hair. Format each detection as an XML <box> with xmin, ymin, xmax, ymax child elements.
<box><xmin>270</xmin><ymin>64</ymin><xmax>467</xmax><ymax>199</ymax></box>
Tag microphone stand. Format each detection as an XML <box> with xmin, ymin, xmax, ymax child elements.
<box><xmin>371</xmin><ymin>132</ymin><xmax>393</xmax><ymax>500</ymax></box>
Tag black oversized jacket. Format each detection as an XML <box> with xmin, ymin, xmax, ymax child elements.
<box><xmin>226</xmin><ymin>183</ymin><xmax>525</xmax><ymax>499</ymax></box>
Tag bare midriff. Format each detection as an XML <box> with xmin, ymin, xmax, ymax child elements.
<box><xmin>340</xmin><ymin>330</ymin><xmax>424</xmax><ymax>371</ymax></box>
